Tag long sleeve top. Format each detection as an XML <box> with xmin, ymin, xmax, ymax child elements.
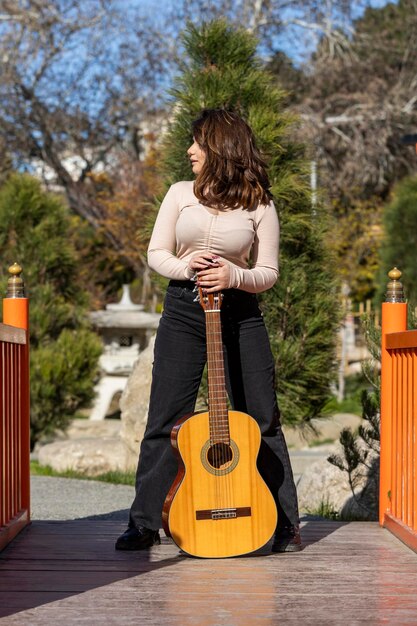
<box><xmin>147</xmin><ymin>180</ymin><xmax>279</xmax><ymax>293</ymax></box>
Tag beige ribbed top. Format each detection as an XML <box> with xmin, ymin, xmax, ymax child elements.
<box><xmin>147</xmin><ymin>180</ymin><xmax>279</xmax><ymax>293</ymax></box>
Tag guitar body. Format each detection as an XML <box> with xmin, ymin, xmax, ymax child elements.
<box><xmin>162</xmin><ymin>409</ymin><xmax>277</xmax><ymax>558</ymax></box>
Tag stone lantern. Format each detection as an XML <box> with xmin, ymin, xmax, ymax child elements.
<box><xmin>89</xmin><ymin>285</ymin><xmax>160</xmax><ymax>421</ymax></box>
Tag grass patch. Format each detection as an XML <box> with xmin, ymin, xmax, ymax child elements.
<box><xmin>305</xmin><ymin>498</ymin><xmax>339</xmax><ymax>520</ymax></box>
<box><xmin>30</xmin><ymin>460</ymin><xmax>135</xmax><ymax>486</ymax></box>
<box><xmin>304</xmin><ymin>498</ymin><xmax>371</xmax><ymax>522</ymax></box>
<box><xmin>324</xmin><ymin>372</ymin><xmax>372</xmax><ymax>417</ymax></box>
<box><xmin>308</xmin><ymin>437</ymin><xmax>335</xmax><ymax>447</ymax></box>
<box><xmin>323</xmin><ymin>396</ymin><xmax>362</xmax><ymax>416</ymax></box>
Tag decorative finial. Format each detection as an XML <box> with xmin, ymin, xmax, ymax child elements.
<box><xmin>385</xmin><ymin>267</ymin><xmax>405</xmax><ymax>303</ymax></box>
<box><xmin>6</xmin><ymin>263</ymin><xmax>25</xmax><ymax>298</ymax></box>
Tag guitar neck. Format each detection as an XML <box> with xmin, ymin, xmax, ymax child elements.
<box><xmin>205</xmin><ymin>309</ymin><xmax>230</xmax><ymax>444</ymax></box>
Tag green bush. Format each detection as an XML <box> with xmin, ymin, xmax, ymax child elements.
<box><xmin>0</xmin><ymin>174</ymin><xmax>102</xmax><ymax>447</ymax></box>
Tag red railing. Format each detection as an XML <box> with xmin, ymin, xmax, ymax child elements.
<box><xmin>380</xmin><ymin>269</ymin><xmax>417</xmax><ymax>552</ymax></box>
<box><xmin>0</xmin><ymin>265</ymin><xmax>30</xmax><ymax>551</ymax></box>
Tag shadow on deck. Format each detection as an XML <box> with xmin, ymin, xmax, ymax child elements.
<box><xmin>1</xmin><ymin>518</ymin><xmax>417</xmax><ymax>625</ymax></box>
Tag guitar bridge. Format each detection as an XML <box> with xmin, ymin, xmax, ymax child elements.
<box><xmin>196</xmin><ymin>506</ymin><xmax>251</xmax><ymax>520</ymax></box>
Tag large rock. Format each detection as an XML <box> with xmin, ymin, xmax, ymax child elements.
<box><xmin>283</xmin><ymin>413</ymin><xmax>362</xmax><ymax>449</ymax></box>
<box><xmin>119</xmin><ymin>335</ymin><xmax>156</xmax><ymax>468</ymax></box>
<box><xmin>37</xmin><ymin>437</ymin><xmax>131</xmax><ymax>477</ymax></box>
<box><xmin>297</xmin><ymin>449</ymin><xmax>379</xmax><ymax>521</ymax></box>
<box><xmin>65</xmin><ymin>418</ymin><xmax>121</xmax><ymax>439</ymax></box>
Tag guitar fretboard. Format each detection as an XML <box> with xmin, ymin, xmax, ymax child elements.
<box><xmin>205</xmin><ymin>310</ymin><xmax>230</xmax><ymax>445</ymax></box>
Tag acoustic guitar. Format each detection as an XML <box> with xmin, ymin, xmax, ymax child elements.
<box><xmin>162</xmin><ymin>288</ymin><xmax>277</xmax><ymax>558</ymax></box>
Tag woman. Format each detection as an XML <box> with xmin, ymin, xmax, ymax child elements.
<box><xmin>116</xmin><ymin>109</ymin><xmax>301</xmax><ymax>553</ymax></box>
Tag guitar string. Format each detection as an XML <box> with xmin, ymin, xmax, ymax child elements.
<box><xmin>212</xmin><ymin>313</ymin><xmax>226</xmax><ymax>512</ymax></box>
<box><xmin>214</xmin><ymin>312</ymin><xmax>229</xmax><ymax>514</ymax></box>
<box><xmin>207</xmin><ymin>310</ymin><xmax>221</xmax><ymax>511</ymax></box>
<box><xmin>207</xmin><ymin>308</ymin><xmax>232</xmax><ymax>514</ymax></box>
<box><xmin>205</xmin><ymin>293</ymin><xmax>235</xmax><ymax>516</ymax></box>
<box><xmin>215</xmin><ymin>311</ymin><xmax>232</xmax><ymax>514</ymax></box>
<box><xmin>205</xmin><ymin>311</ymin><xmax>214</xmax><ymax>506</ymax></box>
<box><xmin>220</xmin><ymin>310</ymin><xmax>233</xmax><ymax>515</ymax></box>
<box><xmin>206</xmin><ymin>312</ymin><xmax>218</xmax><ymax>511</ymax></box>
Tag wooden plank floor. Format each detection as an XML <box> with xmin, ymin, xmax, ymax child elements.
<box><xmin>1</xmin><ymin>520</ymin><xmax>417</xmax><ymax>625</ymax></box>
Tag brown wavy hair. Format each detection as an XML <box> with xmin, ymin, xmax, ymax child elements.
<box><xmin>191</xmin><ymin>109</ymin><xmax>272</xmax><ymax>211</ymax></box>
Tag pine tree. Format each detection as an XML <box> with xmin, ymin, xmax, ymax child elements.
<box><xmin>154</xmin><ymin>19</ymin><xmax>339</xmax><ymax>427</ymax></box>
<box><xmin>0</xmin><ymin>174</ymin><xmax>102</xmax><ymax>448</ymax></box>
<box><xmin>378</xmin><ymin>175</ymin><xmax>417</xmax><ymax>307</ymax></box>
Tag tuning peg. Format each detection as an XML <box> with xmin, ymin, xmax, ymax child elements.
<box><xmin>193</xmin><ymin>295</ymin><xmax>200</xmax><ymax>303</ymax></box>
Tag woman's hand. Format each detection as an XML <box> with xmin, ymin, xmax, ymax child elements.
<box><xmin>188</xmin><ymin>252</ymin><xmax>217</xmax><ymax>272</ymax></box>
<box><xmin>188</xmin><ymin>252</ymin><xmax>231</xmax><ymax>292</ymax></box>
<box><xmin>197</xmin><ymin>257</ymin><xmax>231</xmax><ymax>292</ymax></box>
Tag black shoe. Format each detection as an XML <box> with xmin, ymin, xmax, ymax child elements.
<box><xmin>271</xmin><ymin>525</ymin><xmax>302</xmax><ymax>553</ymax></box>
<box><xmin>115</xmin><ymin>526</ymin><xmax>161</xmax><ymax>551</ymax></box>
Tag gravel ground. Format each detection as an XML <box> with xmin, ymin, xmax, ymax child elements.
<box><xmin>30</xmin><ymin>475</ymin><xmax>319</xmax><ymax>525</ymax></box>
<box><xmin>30</xmin><ymin>475</ymin><xmax>134</xmax><ymax>522</ymax></box>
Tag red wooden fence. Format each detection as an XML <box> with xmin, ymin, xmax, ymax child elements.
<box><xmin>0</xmin><ymin>264</ymin><xmax>30</xmax><ymax>551</ymax></box>
<box><xmin>380</xmin><ymin>268</ymin><xmax>417</xmax><ymax>552</ymax></box>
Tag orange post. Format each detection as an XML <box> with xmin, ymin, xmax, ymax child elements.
<box><xmin>3</xmin><ymin>298</ymin><xmax>28</xmax><ymax>330</ymax></box>
<box><xmin>380</xmin><ymin>269</ymin><xmax>407</xmax><ymax>525</ymax></box>
<box><xmin>414</xmin><ymin>355</ymin><xmax>417</xmax><ymax>533</ymax></box>
<box><xmin>2</xmin><ymin>263</ymin><xmax>30</xmax><ymax>522</ymax></box>
<box><xmin>3</xmin><ymin>263</ymin><xmax>29</xmax><ymax>331</ymax></box>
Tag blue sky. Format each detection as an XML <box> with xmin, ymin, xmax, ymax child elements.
<box><xmin>6</xmin><ymin>0</ymin><xmax>397</xmax><ymax>121</ymax></box>
<box><xmin>85</xmin><ymin>0</ymin><xmax>399</xmax><ymax>79</ymax></box>
<box><xmin>125</xmin><ymin>0</ymin><xmax>397</xmax><ymax>63</ymax></box>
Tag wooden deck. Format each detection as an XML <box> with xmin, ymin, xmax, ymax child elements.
<box><xmin>1</xmin><ymin>520</ymin><xmax>417</xmax><ymax>625</ymax></box>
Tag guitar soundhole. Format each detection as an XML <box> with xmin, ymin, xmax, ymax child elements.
<box><xmin>201</xmin><ymin>439</ymin><xmax>239</xmax><ymax>475</ymax></box>
<box><xmin>207</xmin><ymin>443</ymin><xmax>233</xmax><ymax>470</ymax></box>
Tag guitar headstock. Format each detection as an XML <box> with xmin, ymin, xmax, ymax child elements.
<box><xmin>197</xmin><ymin>288</ymin><xmax>223</xmax><ymax>312</ymax></box>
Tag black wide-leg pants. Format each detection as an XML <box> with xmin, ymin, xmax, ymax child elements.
<box><xmin>129</xmin><ymin>280</ymin><xmax>300</xmax><ymax>531</ymax></box>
